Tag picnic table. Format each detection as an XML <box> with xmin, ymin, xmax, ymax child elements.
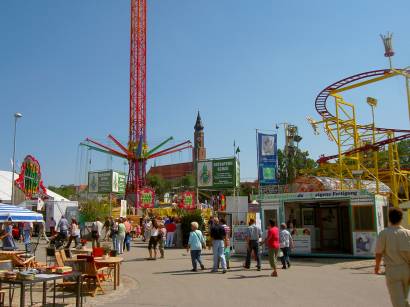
<box><xmin>0</xmin><ymin>250</ymin><xmax>25</xmax><ymax>256</ymax></box>
<box><xmin>0</xmin><ymin>271</ymin><xmax>83</xmax><ymax>307</ymax></box>
<box><xmin>94</xmin><ymin>256</ymin><xmax>123</xmax><ymax>290</ymax></box>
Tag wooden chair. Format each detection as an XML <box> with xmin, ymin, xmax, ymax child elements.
<box><xmin>79</xmin><ymin>256</ymin><xmax>108</xmax><ymax>297</ymax></box>
<box><xmin>54</xmin><ymin>250</ymin><xmax>65</xmax><ymax>267</ymax></box>
<box><xmin>9</xmin><ymin>254</ymin><xmax>35</xmax><ymax>269</ymax></box>
<box><xmin>54</xmin><ymin>250</ymin><xmax>87</xmax><ymax>302</ymax></box>
<box><xmin>45</xmin><ymin>247</ymin><xmax>56</xmax><ymax>266</ymax></box>
<box><xmin>92</xmin><ymin>247</ymin><xmax>104</xmax><ymax>257</ymax></box>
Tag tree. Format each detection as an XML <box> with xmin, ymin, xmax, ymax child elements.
<box><xmin>146</xmin><ymin>174</ymin><xmax>170</xmax><ymax>197</ymax></box>
<box><xmin>177</xmin><ymin>174</ymin><xmax>195</xmax><ymax>189</ymax></box>
<box><xmin>277</xmin><ymin>148</ymin><xmax>318</xmax><ymax>184</ymax></box>
<box><xmin>48</xmin><ymin>185</ymin><xmax>76</xmax><ymax>199</ymax></box>
<box><xmin>79</xmin><ymin>200</ymin><xmax>111</xmax><ymax>223</ymax></box>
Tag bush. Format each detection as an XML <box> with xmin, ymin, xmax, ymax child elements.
<box><xmin>79</xmin><ymin>200</ymin><xmax>111</xmax><ymax>223</ymax></box>
<box><xmin>180</xmin><ymin>209</ymin><xmax>204</xmax><ymax>246</ymax></box>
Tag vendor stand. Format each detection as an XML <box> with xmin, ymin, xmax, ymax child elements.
<box><xmin>257</xmin><ymin>190</ymin><xmax>388</xmax><ymax>258</ymax></box>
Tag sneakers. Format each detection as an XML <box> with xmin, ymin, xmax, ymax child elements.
<box><xmin>222</xmin><ymin>270</ymin><xmax>227</xmax><ymax>274</ymax></box>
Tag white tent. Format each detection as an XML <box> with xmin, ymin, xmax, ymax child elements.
<box><xmin>0</xmin><ymin>170</ymin><xmax>68</xmax><ymax>203</ymax></box>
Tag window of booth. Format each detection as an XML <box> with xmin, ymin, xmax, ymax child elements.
<box><xmin>353</xmin><ymin>206</ymin><xmax>375</xmax><ymax>231</ymax></box>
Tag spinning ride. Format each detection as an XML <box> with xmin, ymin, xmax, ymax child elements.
<box><xmin>82</xmin><ymin>1</ymin><xmax>192</xmax><ymax>209</ymax></box>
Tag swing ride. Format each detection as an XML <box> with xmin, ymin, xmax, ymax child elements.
<box><xmin>81</xmin><ymin>1</ymin><xmax>192</xmax><ymax>209</ymax></box>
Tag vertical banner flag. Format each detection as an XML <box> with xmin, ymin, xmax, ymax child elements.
<box><xmin>257</xmin><ymin>133</ymin><xmax>278</xmax><ymax>185</ymax></box>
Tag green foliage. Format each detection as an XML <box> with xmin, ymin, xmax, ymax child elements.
<box><xmin>146</xmin><ymin>174</ymin><xmax>171</xmax><ymax>197</ymax></box>
<box><xmin>176</xmin><ymin>174</ymin><xmax>195</xmax><ymax>189</ymax></box>
<box><xmin>239</xmin><ymin>183</ymin><xmax>256</xmax><ymax>197</ymax></box>
<box><xmin>277</xmin><ymin>148</ymin><xmax>318</xmax><ymax>184</ymax></box>
<box><xmin>147</xmin><ymin>174</ymin><xmax>195</xmax><ymax>200</ymax></box>
<box><xmin>48</xmin><ymin>185</ymin><xmax>76</xmax><ymax>200</ymax></box>
<box><xmin>180</xmin><ymin>209</ymin><xmax>204</xmax><ymax>246</ymax></box>
<box><xmin>79</xmin><ymin>200</ymin><xmax>111</xmax><ymax>223</ymax></box>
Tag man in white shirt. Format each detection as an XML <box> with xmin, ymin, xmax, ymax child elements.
<box><xmin>91</xmin><ymin>218</ymin><xmax>104</xmax><ymax>248</ymax></box>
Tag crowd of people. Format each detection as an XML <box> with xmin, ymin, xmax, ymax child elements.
<box><xmin>198</xmin><ymin>216</ymin><xmax>295</xmax><ymax>276</ymax></box>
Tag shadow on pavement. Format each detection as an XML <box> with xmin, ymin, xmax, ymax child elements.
<box><xmin>227</xmin><ymin>274</ymin><xmax>269</xmax><ymax>279</ymax></box>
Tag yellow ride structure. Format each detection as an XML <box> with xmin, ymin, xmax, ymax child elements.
<box><xmin>308</xmin><ymin>34</ymin><xmax>410</xmax><ymax>207</ymax></box>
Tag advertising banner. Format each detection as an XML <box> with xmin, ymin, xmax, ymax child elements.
<box><xmin>291</xmin><ymin>228</ymin><xmax>312</xmax><ymax>253</ymax></box>
<box><xmin>120</xmin><ymin>200</ymin><xmax>127</xmax><ymax>218</ymax></box>
<box><xmin>257</xmin><ymin>133</ymin><xmax>278</xmax><ymax>186</ymax></box>
<box><xmin>139</xmin><ymin>187</ymin><xmax>155</xmax><ymax>209</ymax></box>
<box><xmin>232</xmin><ymin>225</ymin><xmax>249</xmax><ymax>255</ymax></box>
<box><xmin>182</xmin><ymin>191</ymin><xmax>195</xmax><ymax>209</ymax></box>
<box><xmin>353</xmin><ymin>232</ymin><xmax>377</xmax><ymax>256</ymax></box>
<box><xmin>197</xmin><ymin>158</ymin><xmax>239</xmax><ymax>189</ymax></box>
<box><xmin>88</xmin><ymin>170</ymin><xmax>126</xmax><ymax>194</ymax></box>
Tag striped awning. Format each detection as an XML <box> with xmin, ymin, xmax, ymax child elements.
<box><xmin>0</xmin><ymin>203</ymin><xmax>44</xmax><ymax>222</ymax></box>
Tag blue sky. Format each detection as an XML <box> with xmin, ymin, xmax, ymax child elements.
<box><xmin>0</xmin><ymin>0</ymin><xmax>409</xmax><ymax>186</ymax></box>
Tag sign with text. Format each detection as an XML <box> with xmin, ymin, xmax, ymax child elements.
<box><xmin>88</xmin><ymin>170</ymin><xmax>126</xmax><ymax>194</ymax></box>
<box><xmin>257</xmin><ymin>133</ymin><xmax>278</xmax><ymax>186</ymax></box>
<box><xmin>197</xmin><ymin>158</ymin><xmax>239</xmax><ymax>189</ymax></box>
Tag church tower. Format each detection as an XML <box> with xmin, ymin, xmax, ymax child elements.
<box><xmin>193</xmin><ymin>111</ymin><xmax>206</xmax><ymax>162</ymax></box>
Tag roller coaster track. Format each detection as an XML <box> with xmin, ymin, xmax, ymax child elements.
<box><xmin>317</xmin><ymin>132</ymin><xmax>410</xmax><ymax>163</ymax></box>
<box><xmin>315</xmin><ymin>69</ymin><xmax>409</xmax><ymax>119</ymax></box>
<box><xmin>315</xmin><ymin>68</ymin><xmax>410</xmax><ymax>163</ymax></box>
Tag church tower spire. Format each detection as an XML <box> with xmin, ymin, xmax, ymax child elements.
<box><xmin>193</xmin><ymin>111</ymin><xmax>206</xmax><ymax>162</ymax></box>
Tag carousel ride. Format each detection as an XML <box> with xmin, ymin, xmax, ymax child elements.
<box><xmin>307</xmin><ymin>33</ymin><xmax>410</xmax><ymax>207</ymax></box>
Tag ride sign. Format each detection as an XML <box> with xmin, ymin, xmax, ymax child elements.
<box><xmin>139</xmin><ymin>187</ymin><xmax>155</xmax><ymax>208</ymax></box>
<box><xmin>182</xmin><ymin>191</ymin><xmax>195</xmax><ymax>209</ymax></box>
<box><xmin>197</xmin><ymin>158</ymin><xmax>239</xmax><ymax>189</ymax></box>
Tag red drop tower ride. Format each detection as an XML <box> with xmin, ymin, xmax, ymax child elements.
<box><xmin>83</xmin><ymin>0</ymin><xmax>192</xmax><ymax>208</ymax></box>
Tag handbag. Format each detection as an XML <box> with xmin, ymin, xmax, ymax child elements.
<box><xmin>278</xmin><ymin>249</ymin><xmax>284</xmax><ymax>258</ymax></box>
<box><xmin>194</xmin><ymin>231</ymin><xmax>206</xmax><ymax>249</ymax></box>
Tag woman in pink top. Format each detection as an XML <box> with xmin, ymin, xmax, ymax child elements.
<box><xmin>262</xmin><ymin>219</ymin><xmax>280</xmax><ymax>277</ymax></box>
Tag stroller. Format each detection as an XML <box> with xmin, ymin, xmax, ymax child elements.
<box><xmin>49</xmin><ymin>232</ymin><xmax>68</xmax><ymax>249</ymax></box>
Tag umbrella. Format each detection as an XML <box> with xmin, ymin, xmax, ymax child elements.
<box><xmin>0</xmin><ymin>203</ymin><xmax>44</xmax><ymax>223</ymax></box>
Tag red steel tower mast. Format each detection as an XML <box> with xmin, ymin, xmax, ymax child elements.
<box><xmin>84</xmin><ymin>0</ymin><xmax>192</xmax><ymax>209</ymax></box>
<box><xmin>128</xmin><ymin>0</ymin><xmax>147</xmax><ymax>203</ymax></box>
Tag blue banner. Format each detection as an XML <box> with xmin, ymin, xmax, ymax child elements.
<box><xmin>257</xmin><ymin>133</ymin><xmax>278</xmax><ymax>185</ymax></box>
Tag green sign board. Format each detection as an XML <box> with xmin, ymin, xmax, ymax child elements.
<box><xmin>197</xmin><ymin>158</ymin><xmax>239</xmax><ymax>189</ymax></box>
<box><xmin>88</xmin><ymin>170</ymin><xmax>126</xmax><ymax>194</ymax></box>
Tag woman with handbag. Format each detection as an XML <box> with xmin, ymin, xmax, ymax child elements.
<box><xmin>187</xmin><ymin>221</ymin><xmax>206</xmax><ymax>272</ymax></box>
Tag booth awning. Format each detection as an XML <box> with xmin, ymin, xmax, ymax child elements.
<box><xmin>0</xmin><ymin>203</ymin><xmax>44</xmax><ymax>222</ymax></box>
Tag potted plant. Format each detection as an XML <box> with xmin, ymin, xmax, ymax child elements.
<box><xmin>102</xmin><ymin>244</ymin><xmax>111</xmax><ymax>259</ymax></box>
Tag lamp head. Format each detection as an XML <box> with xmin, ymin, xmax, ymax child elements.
<box><xmin>14</xmin><ymin>112</ymin><xmax>23</xmax><ymax>118</ymax></box>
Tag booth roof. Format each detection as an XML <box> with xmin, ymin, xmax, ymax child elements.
<box><xmin>0</xmin><ymin>170</ymin><xmax>68</xmax><ymax>202</ymax></box>
<box><xmin>294</xmin><ymin>176</ymin><xmax>391</xmax><ymax>194</ymax></box>
<box><xmin>0</xmin><ymin>203</ymin><xmax>44</xmax><ymax>222</ymax></box>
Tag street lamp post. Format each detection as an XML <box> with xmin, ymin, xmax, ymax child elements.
<box><xmin>11</xmin><ymin>112</ymin><xmax>22</xmax><ymax>204</ymax></box>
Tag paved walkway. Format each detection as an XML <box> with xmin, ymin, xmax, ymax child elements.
<box><xmin>86</xmin><ymin>241</ymin><xmax>392</xmax><ymax>307</ymax></box>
